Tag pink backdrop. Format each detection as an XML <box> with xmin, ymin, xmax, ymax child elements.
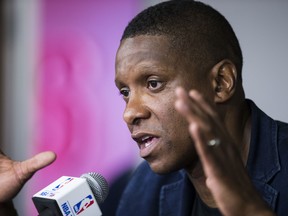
<box><xmin>27</xmin><ymin>1</ymin><xmax>140</xmax><ymax>215</ymax></box>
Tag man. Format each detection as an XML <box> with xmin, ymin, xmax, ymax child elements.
<box><xmin>114</xmin><ymin>1</ymin><xmax>286</xmax><ymax>216</ymax></box>
<box><xmin>0</xmin><ymin>1</ymin><xmax>287</xmax><ymax>215</ymax></box>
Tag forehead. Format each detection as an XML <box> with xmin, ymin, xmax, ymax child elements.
<box><xmin>116</xmin><ymin>35</ymin><xmax>172</xmax><ymax>65</ymax></box>
<box><xmin>115</xmin><ymin>35</ymin><xmax>182</xmax><ymax>80</ymax></box>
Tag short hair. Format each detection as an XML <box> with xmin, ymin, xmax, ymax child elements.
<box><xmin>121</xmin><ymin>0</ymin><xmax>243</xmax><ymax>81</ymax></box>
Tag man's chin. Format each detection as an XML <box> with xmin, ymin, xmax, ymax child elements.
<box><xmin>148</xmin><ymin>161</ymin><xmax>180</xmax><ymax>175</ymax></box>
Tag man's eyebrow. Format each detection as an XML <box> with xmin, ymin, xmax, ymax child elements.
<box><xmin>114</xmin><ymin>63</ymin><xmax>168</xmax><ymax>87</ymax></box>
<box><xmin>114</xmin><ymin>77</ymin><xmax>124</xmax><ymax>88</ymax></box>
<box><xmin>134</xmin><ymin>63</ymin><xmax>168</xmax><ymax>74</ymax></box>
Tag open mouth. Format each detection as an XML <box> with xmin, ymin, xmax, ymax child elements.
<box><xmin>131</xmin><ymin>132</ymin><xmax>160</xmax><ymax>158</ymax></box>
<box><xmin>132</xmin><ymin>134</ymin><xmax>158</xmax><ymax>150</ymax></box>
<box><xmin>139</xmin><ymin>136</ymin><xmax>155</xmax><ymax>149</ymax></box>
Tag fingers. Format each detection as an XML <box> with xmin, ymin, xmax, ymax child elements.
<box><xmin>15</xmin><ymin>151</ymin><xmax>56</xmax><ymax>183</ymax></box>
<box><xmin>0</xmin><ymin>150</ymin><xmax>56</xmax><ymax>202</ymax></box>
<box><xmin>175</xmin><ymin>87</ymin><xmax>220</xmax><ymax>135</ymax></box>
<box><xmin>28</xmin><ymin>151</ymin><xmax>57</xmax><ymax>172</ymax></box>
<box><xmin>174</xmin><ymin>87</ymin><xmax>275</xmax><ymax>216</ymax></box>
<box><xmin>175</xmin><ymin>87</ymin><xmax>211</xmax><ymax>131</ymax></box>
<box><xmin>188</xmin><ymin>90</ymin><xmax>215</xmax><ymax>118</ymax></box>
<box><xmin>188</xmin><ymin>123</ymin><xmax>209</xmax><ymax>162</ymax></box>
<box><xmin>175</xmin><ymin>86</ymin><xmax>243</xmax><ymax>180</ymax></box>
<box><xmin>174</xmin><ymin>86</ymin><xmax>230</xmax><ymax>173</ymax></box>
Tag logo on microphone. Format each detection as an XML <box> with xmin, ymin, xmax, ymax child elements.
<box><xmin>73</xmin><ymin>194</ymin><xmax>95</xmax><ymax>215</ymax></box>
<box><xmin>61</xmin><ymin>202</ymin><xmax>74</xmax><ymax>216</ymax></box>
<box><xmin>53</xmin><ymin>177</ymin><xmax>74</xmax><ymax>191</ymax></box>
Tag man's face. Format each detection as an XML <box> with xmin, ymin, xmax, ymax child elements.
<box><xmin>115</xmin><ymin>35</ymin><xmax>201</xmax><ymax>174</ymax></box>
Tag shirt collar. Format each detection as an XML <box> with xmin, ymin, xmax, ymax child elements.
<box><xmin>246</xmin><ymin>99</ymin><xmax>280</xmax><ymax>182</ymax></box>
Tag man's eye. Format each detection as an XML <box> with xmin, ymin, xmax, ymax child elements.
<box><xmin>147</xmin><ymin>80</ymin><xmax>162</xmax><ymax>90</ymax></box>
<box><xmin>120</xmin><ymin>87</ymin><xmax>130</xmax><ymax>98</ymax></box>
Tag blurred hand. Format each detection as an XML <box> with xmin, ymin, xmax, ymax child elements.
<box><xmin>0</xmin><ymin>150</ymin><xmax>56</xmax><ymax>202</ymax></box>
<box><xmin>175</xmin><ymin>87</ymin><xmax>275</xmax><ymax>216</ymax></box>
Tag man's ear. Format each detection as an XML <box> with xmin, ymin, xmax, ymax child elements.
<box><xmin>210</xmin><ymin>59</ymin><xmax>237</xmax><ymax>103</ymax></box>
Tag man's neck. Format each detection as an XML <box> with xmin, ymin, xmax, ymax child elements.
<box><xmin>223</xmin><ymin>100</ymin><xmax>251</xmax><ymax>164</ymax></box>
<box><xmin>188</xmin><ymin>163</ymin><xmax>217</xmax><ymax>208</ymax></box>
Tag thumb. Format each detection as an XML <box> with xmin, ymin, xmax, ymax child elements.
<box><xmin>17</xmin><ymin>151</ymin><xmax>56</xmax><ymax>182</ymax></box>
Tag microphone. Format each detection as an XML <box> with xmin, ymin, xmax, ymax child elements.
<box><xmin>32</xmin><ymin>172</ymin><xmax>109</xmax><ymax>216</ymax></box>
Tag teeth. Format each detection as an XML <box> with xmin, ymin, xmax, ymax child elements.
<box><xmin>145</xmin><ymin>142</ymin><xmax>152</xmax><ymax>148</ymax></box>
<box><xmin>140</xmin><ymin>136</ymin><xmax>153</xmax><ymax>148</ymax></box>
<box><xmin>141</xmin><ymin>136</ymin><xmax>151</xmax><ymax>142</ymax></box>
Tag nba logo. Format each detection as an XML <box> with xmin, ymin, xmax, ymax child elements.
<box><xmin>73</xmin><ymin>194</ymin><xmax>95</xmax><ymax>215</ymax></box>
<box><xmin>53</xmin><ymin>177</ymin><xmax>74</xmax><ymax>191</ymax></box>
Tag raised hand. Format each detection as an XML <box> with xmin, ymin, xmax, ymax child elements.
<box><xmin>175</xmin><ymin>87</ymin><xmax>274</xmax><ymax>216</ymax></box>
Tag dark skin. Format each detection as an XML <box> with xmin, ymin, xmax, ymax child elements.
<box><xmin>115</xmin><ymin>35</ymin><xmax>275</xmax><ymax>216</ymax></box>
<box><xmin>0</xmin><ymin>150</ymin><xmax>56</xmax><ymax>214</ymax></box>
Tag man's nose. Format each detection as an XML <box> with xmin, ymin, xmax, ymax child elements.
<box><xmin>123</xmin><ymin>94</ymin><xmax>150</xmax><ymax>125</ymax></box>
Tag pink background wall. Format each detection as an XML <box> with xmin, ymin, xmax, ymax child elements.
<box><xmin>27</xmin><ymin>1</ymin><xmax>140</xmax><ymax>215</ymax></box>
